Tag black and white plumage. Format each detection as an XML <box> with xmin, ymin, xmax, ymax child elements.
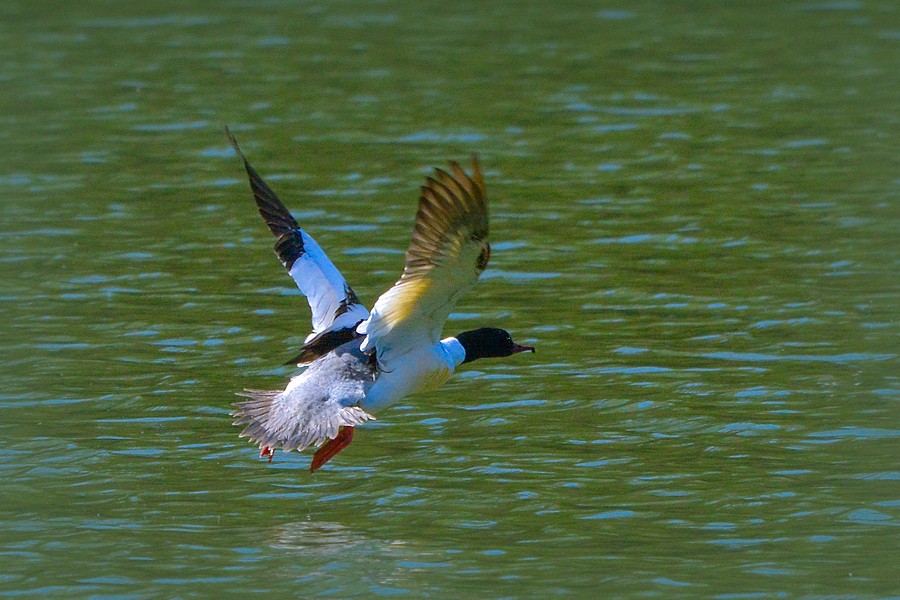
<box><xmin>226</xmin><ymin>128</ymin><xmax>369</xmax><ymax>366</ymax></box>
<box><xmin>226</xmin><ymin>127</ymin><xmax>534</xmax><ymax>472</ymax></box>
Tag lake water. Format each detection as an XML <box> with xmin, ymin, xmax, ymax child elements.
<box><xmin>1</xmin><ymin>1</ymin><xmax>898</xmax><ymax>597</ymax></box>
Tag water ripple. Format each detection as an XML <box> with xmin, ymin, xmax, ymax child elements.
<box><xmin>702</xmin><ymin>352</ymin><xmax>894</xmax><ymax>363</ymax></box>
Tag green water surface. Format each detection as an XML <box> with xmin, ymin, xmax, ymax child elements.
<box><xmin>1</xmin><ymin>1</ymin><xmax>898</xmax><ymax>597</ymax></box>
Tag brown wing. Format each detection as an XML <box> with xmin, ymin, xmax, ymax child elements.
<box><xmin>359</xmin><ymin>158</ymin><xmax>490</xmax><ymax>360</ymax></box>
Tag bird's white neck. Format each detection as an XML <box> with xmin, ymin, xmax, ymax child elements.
<box><xmin>440</xmin><ymin>337</ymin><xmax>467</xmax><ymax>368</ymax></box>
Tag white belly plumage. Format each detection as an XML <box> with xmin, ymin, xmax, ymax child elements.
<box><xmin>361</xmin><ymin>341</ymin><xmax>461</xmax><ymax>412</ymax></box>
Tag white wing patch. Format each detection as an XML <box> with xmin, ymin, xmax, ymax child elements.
<box><xmin>227</xmin><ymin>127</ymin><xmax>369</xmax><ymax>362</ymax></box>
<box><xmin>289</xmin><ymin>231</ymin><xmax>370</xmax><ymax>342</ymax></box>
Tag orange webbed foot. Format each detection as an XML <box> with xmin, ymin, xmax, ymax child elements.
<box><xmin>310</xmin><ymin>426</ymin><xmax>354</xmax><ymax>473</ymax></box>
<box><xmin>260</xmin><ymin>446</ymin><xmax>275</xmax><ymax>462</ymax></box>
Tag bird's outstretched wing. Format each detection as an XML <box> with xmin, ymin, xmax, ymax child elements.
<box><xmin>226</xmin><ymin>127</ymin><xmax>369</xmax><ymax>363</ymax></box>
<box><xmin>358</xmin><ymin>158</ymin><xmax>490</xmax><ymax>363</ymax></box>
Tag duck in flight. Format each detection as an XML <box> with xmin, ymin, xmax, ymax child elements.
<box><xmin>226</xmin><ymin>128</ymin><xmax>534</xmax><ymax>472</ymax></box>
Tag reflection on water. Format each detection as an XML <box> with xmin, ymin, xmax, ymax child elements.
<box><xmin>271</xmin><ymin>520</ymin><xmax>377</xmax><ymax>553</ymax></box>
<box><xmin>1</xmin><ymin>0</ymin><xmax>898</xmax><ymax>597</ymax></box>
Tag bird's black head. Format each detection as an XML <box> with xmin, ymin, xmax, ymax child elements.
<box><xmin>455</xmin><ymin>327</ymin><xmax>535</xmax><ymax>364</ymax></box>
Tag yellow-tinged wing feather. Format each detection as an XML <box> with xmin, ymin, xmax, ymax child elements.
<box><xmin>359</xmin><ymin>158</ymin><xmax>490</xmax><ymax>359</ymax></box>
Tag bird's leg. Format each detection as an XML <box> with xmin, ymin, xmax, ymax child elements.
<box><xmin>260</xmin><ymin>446</ymin><xmax>275</xmax><ymax>462</ymax></box>
<box><xmin>310</xmin><ymin>426</ymin><xmax>354</xmax><ymax>473</ymax></box>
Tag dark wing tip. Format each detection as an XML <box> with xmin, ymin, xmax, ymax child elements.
<box><xmin>224</xmin><ymin>125</ymin><xmax>249</xmax><ymax>164</ymax></box>
<box><xmin>469</xmin><ymin>154</ymin><xmax>484</xmax><ymax>192</ymax></box>
<box><xmin>404</xmin><ymin>158</ymin><xmax>490</xmax><ymax>274</ymax></box>
<box><xmin>224</xmin><ymin>127</ymin><xmax>302</xmax><ymax>242</ymax></box>
<box><xmin>424</xmin><ymin>158</ymin><xmax>488</xmax><ymax>209</ymax></box>
<box><xmin>224</xmin><ymin>124</ymin><xmax>239</xmax><ymax>150</ymax></box>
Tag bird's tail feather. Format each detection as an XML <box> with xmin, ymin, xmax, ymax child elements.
<box><xmin>232</xmin><ymin>389</ymin><xmax>283</xmax><ymax>449</ymax></box>
<box><xmin>232</xmin><ymin>389</ymin><xmax>374</xmax><ymax>453</ymax></box>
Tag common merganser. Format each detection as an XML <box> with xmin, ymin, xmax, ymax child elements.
<box><xmin>226</xmin><ymin>128</ymin><xmax>534</xmax><ymax>472</ymax></box>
